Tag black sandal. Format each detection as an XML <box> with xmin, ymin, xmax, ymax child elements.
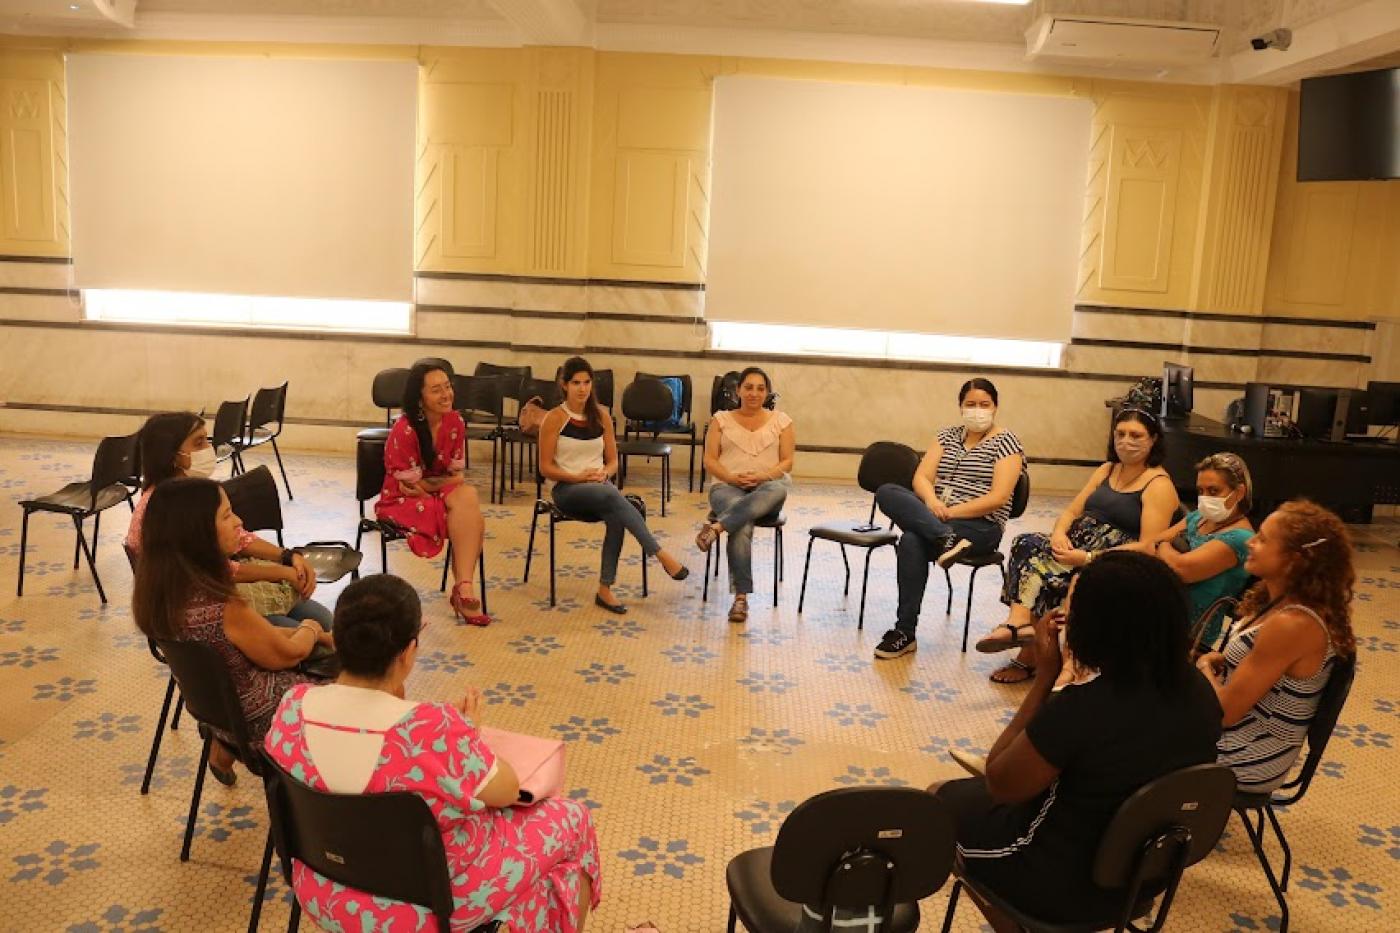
<box><xmin>989</xmin><ymin>658</ymin><xmax>1037</xmax><ymax>685</ymax></box>
<box><xmin>974</xmin><ymin>623</ymin><xmax>1035</xmax><ymax>654</ymax></box>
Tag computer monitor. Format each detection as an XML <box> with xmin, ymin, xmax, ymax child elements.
<box><xmin>1367</xmin><ymin>381</ymin><xmax>1400</xmax><ymax>426</ymax></box>
<box><xmin>1343</xmin><ymin>390</ymin><xmax>1371</xmax><ymax>436</ymax></box>
<box><xmin>1161</xmin><ymin>362</ymin><xmax>1193</xmax><ymax>419</ymax></box>
<box><xmin>1295</xmin><ymin>388</ymin><xmax>1339</xmax><ymax>439</ymax></box>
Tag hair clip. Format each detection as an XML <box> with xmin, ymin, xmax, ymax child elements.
<box><xmin>1300</xmin><ymin>537</ymin><xmax>1328</xmax><ymax>550</ymax></box>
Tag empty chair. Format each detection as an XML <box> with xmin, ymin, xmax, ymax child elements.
<box><xmin>222</xmin><ymin>465</ymin><xmax>361</xmax><ymax>583</ymax></box>
<box><xmin>499</xmin><ymin>376</ymin><xmax>563</xmax><ymax>489</ymax></box>
<box><xmin>473</xmin><ymin>361</ymin><xmax>531</xmax><ymax>412</ymax></box>
<box><xmin>17</xmin><ymin>433</ymin><xmax>137</xmax><ymax>604</ymax></box>
<box><xmin>798</xmin><ymin>441</ymin><xmax>920</xmax><ymax>629</ymax></box>
<box><xmin>241</xmin><ymin>381</ymin><xmax>293</xmax><ymax>499</ymax></box>
<box><xmin>616</xmin><ymin>378</ymin><xmax>675</xmax><ymax>516</ymax></box>
<box><xmin>726</xmin><ymin>786</ymin><xmax>955</xmax><ymax>933</ymax></box>
<box><xmin>453</xmin><ymin>372</ymin><xmax>506</xmax><ymax>503</ymax></box>
<box><xmin>632</xmin><ymin>371</ymin><xmax>698</xmax><ymax>491</ymax></box>
<box><xmin>209</xmin><ymin>397</ymin><xmax>249</xmax><ymax>474</ymax></box>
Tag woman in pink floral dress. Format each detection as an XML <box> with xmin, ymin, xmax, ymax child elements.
<box><xmin>376</xmin><ymin>362</ymin><xmax>486</xmax><ymax>621</ymax></box>
<box><xmin>265</xmin><ymin>574</ymin><xmax>601</xmax><ymax>931</ymax></box>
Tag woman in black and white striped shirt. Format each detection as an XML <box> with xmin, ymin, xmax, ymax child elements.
<box><xmin>1195</xmin><ymin>500</ymin><xmax>1356</xmax><ymax>793</ymax></box>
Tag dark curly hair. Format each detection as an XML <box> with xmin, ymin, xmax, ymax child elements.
<box><xmin>1066</xmin><ymin>550</ymin><xmax>1193</xmax><ymax>692</ymax></box>
<box><xmin>402</xmin><ymin>362</ymin><xmax>451</xmax><ymax>473</ymax></box>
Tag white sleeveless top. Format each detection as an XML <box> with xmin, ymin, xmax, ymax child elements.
<box><xmin>553</xmin><ymin>405</ymin><xmax>605</xmax><ymax>477</ymax></box>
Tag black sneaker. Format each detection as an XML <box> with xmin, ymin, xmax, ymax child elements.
<box><xmin>874</xmin><ymin>629</ymin><xmax>916</xmax><ymax>659</ymax></box>
<box><xmin>936</xmin><ymin>536</ymin><xmax>974</xmax><ymax>568</ymax></box>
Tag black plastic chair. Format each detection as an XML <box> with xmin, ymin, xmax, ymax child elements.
<box><xmin>941</xmin><ymin>763</ymin><xmax>1235</xmax><ymax>933</ymax></box>
<box><xmin>523</xmin><ymin>486</ymin><xmax>650</xmax><ymax>608</ymax></box>
<box><xmin>259</xmin><ymin>754</ymin><xmax>502</xmax><ymax>933</ymax></box>
<box><xmin>702</xmin><ymin>509</ymin><xmax>785</xmax><ymax>607</ymax></box>
<box><xmin>211</xmin><ymin>397</ymin><xmax>249</xmax><ymax>474</ymax></box>
<box><xmin>353</xmin><ymin>434</ymin><xmax>488</xmax><ymax>613</ymax></box>
<box><xmin>1232</xmin><ymin>657</ymin><xmax>1355</xmax><ymax>933</ymax></box>
<box><xmin>370</xmin><ymin>367</ymin><xmax>410</xmax><ymax>432</ymax></box>
<box><xmin>617</xmin><ymin>378</ymin><xmax>676</xmax><ymax>517</ymax></box>
<box><xmin>727</xmin><ymin>786</ymin><xmax>955</xmax><ymax>933</ymax></box>
<box><xmin>943</xmin><ymin>469</ymin><xmax>1031</xmax><ymax>652</ymax></box>
<box><xmin>242</xmin><ymin>382</ymin><xmax>293</xmax><ymax>499</ymax></box>
<box><xmin>632</xmin><ymin>371</ymin><xmax>698</xmax><ymax>491</ymax></box>
<box><xmin>473</xmin><ymin>361</ymin><xmax>530</xmax><ymax>409</ymax></box>
<box><xmin>453</xmin><ymin>373</ymin><xmax>506</xmax><ymax>503</ymax></box>
<box><xmin>798</xmin><ymin>441</ymin><xmax>920</xmax><ymax>629</ymax></box>
<box><xmin>554</xmin><ymin>365</ymin><xmax>614</xmax><ymax>409</ymax></box>
<box><xmin>155</xmin><ymin>637</ymin><xmax>274</xmax><ymax>933</ymax></box>
<box><xmin>413</xmin><ymin>356</ymin><xmax>455</xmax><ymax>377</ymax></box>
<box><xmin>223</xmin><ymin>465</ymin><xmax>362</xmax><ymax>583</ymax></box>
<box><xmin>17</xmin><ymin>433</ymin><xmax>137</xmax><ymax>604</ymax></box>
<box><xmin>122</xmin><ymin>542</ymin><xmax>187</xmax><ymax>796</ymax></box>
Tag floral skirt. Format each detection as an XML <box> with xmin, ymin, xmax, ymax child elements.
<box><xmin>1000</xmin><ymin>514</ymin><xmax>1132</xmax><ymax>618</ymax></box>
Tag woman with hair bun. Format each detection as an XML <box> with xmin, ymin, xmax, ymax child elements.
<box><xmin>265</xmin><ymin>574</ymin><xmax>602</xmax><ymax>932</ymax></box>
<box><xmin>1196</xmin><ymin>499</ymin><xmax>1357</xmax><ymax>794</ymax></box>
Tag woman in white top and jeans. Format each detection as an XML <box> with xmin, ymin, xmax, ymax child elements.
<box><xmin>538</xmin><ymin>357</ymin><xmax>689</xmax><ymax>614</ymax></box>
<box><xmin>698</xmin><ymin>367</ymin><xmax>795</xmax><ymax>623</ymax></box>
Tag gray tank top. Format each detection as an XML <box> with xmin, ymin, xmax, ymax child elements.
<box><xmin>1083</xmin><ymin>470</ymin><xmax>1165</xmax><ymax>539</ymax></box>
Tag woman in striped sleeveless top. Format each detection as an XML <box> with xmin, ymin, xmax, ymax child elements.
<box><xmin>1195</xmin><ymin>500</ymin><xmax>1357</xmax><ymax>794</ymax></box>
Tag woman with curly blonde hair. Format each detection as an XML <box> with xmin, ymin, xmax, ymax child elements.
<box><xmin>1195</xmin><ymin>499</ymin><xmax>1356</xmax><ymax>793</ymax></box>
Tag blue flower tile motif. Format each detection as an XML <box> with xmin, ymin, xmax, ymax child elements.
<box><xmin>1358</xmin><ymin>825</ymin><xmax>1400</xmax><ymax>860</ymax></box>
<box><xmin>566</xmin><ymin>537</ymin><xmax>603</xmax><ymax>552</ymax></box>
<box><xmin>507</xmin><ymin>634</ymin><xmax>565</xmax><ymax>656</ymax></box>
<box><xmin>813</xmin><ymin>653</ymin><xmax>866</xmax><ymax>673</ymax></box>
<box><xmin>660</xmin><ymin>644</ymin><xmax>717</xmax><ymax>665</ymax></box>
<box><xmin>567</xmin><ymin>787</ymin><xmax>601</xmax><ymax>811</ymax></box>
<box><xmin>1374</xmin><ymin>698</ymin><xmax>1399</xmax><ymax>718</ymax></box>
<box><xmin>550</xmin><ymin>716</ymin><xmax>620</xmax><ymax>744</ymax></box>
<box><xmin>0</xmin><ymin>785</ymin><xmax>49</xmax><ymax>824</ymax></box>
<box><xmin>616</xmin><ymin>837</ymin><xmax>705</xmax><ymax>879</ymax></box>
<box><xmin>0</xmin><ymin>645</ymin><xmax>59</xmax><ymax>668</ymax></box>
<box><xmin>651</xmin><ymin>693</ymin><xmax>714</xmax><ymax>718</ymax></box>
<box><xmin>734</xmin><ymin>799</ymin><xmax>796</xmax><ymax>835</ymax></box>
<box><xmin>109</xmin><ymin>632</ymin><xmax>151</xmax><ymax>652</ymax></box>
<box><xmin>0</xmin><ymin>617</ymin><xmax>26</xmax><ymax>634</ymax></box>
<box><xmin>244</xmin><ymin>868</ymin><xmax>297</xmax><ymax>907</ymax></box>
<box><xmin>66</xmin><ymin>905</ymin><xmax>164</xmax><ymax>933</ymax></box>
<box><xmin>637</xmin><ymin>755</ymin><xmax>710</xmax><ymax>787</ymax></box>
<box><xmin>481</xmin><ymin>573</ymin><xmax>524</xmax><ymax>593</ymax></box>
<box><xmin>1318</xmin><ymin>760</ymin><xmax>1346</xmax><ymax>780</ymax></box>
<box><xmin>737</xmin><ymin>728</ymin><xmax>805</xmax><ymax>755</ymax></box>
<box><xmin>10</xmin><ymin>840</ymin><xmax>102</xmax><ymax>885</ymax></box>
<box><xmin>919</xmin><ymin>736</ymin><xmax>987</xmax><ymax>758</ymax></box>
<box><xmin>19</xmin><ymin>560</ymin><xmax>71</xmax><ymax>578</ymax></box>
<box><xmin>826</xmin><ymin>702</ymin><xmax>888</xmax><ymax>728</ymax></box>
<box><xmin>1225</xmin><ymin>911</ymin><xmax>1281</xmax><ymax>931</ymax></box>
<box><xmin>46</xmin><ymin>581</ymin><xmax>95</xmax><ymax>599</ymax></box>
<box><xmin>415</xmin><ymin>650</ymin><xmax>474</xmax><ymax>674</ymax></box>
<box><xmin>593</xmin><ymin>617</ymin><xmax>645</xmax><ymax>639</ymax></box>
<box><xmin>995</xmin><ymin>707</ymin><xmax>1017</xmax><ymax>727</ymax></box>
<box><xmin>179</xmin><ymin>803</ymin><xmax>259</xmax><ymax>843</ymax></box>
<box><xmin>482</xmin><ymin>682</ymin><xmax>536</xmax><ymax>707</ymax></box>
<box><xmin>899</xmin><ymin>679</ymin><xmax>961</xmax><ymax>703</ymax></box>
<box><xmin>1332</xmin><ymin>723</ymin><xmax>1392</xmax><ymax>748</ymax></box>
<box><xmin>1357</xmin><ymin>636</ymin><xmax>1397</xmax><ymax>654</ymax></box>
<box><xmin>73</xmin><ymin>713</ymin><xmax>142</xmax><ymax>742</ymax></box>
<box><xmin>1296</xmin><ymin>865</ymin><xmax>1382</xmax><ymax>909</ymax></box>
<box><xmin>530</xmin><ymin>595</ymin><xmax>582</xmax><ymax>614</ymax></box>
<box><xmin>738</xmin><ymin>629</ymin><xmax>794</xmax><ymax>647</ymax></box>
<box><xmin>832</xmin><ymin>766</ymin><xmax>909</xmax><ymax>787</ymax></box>
<box><xmin>736</xmin><ymin>671</ymin><xmax>796</xmax><ymax>694</ymax></box>
<box><xmin>33</xmin><ymin>678</ymin><xmax>97</xmax><ymax>702</ymax></box>
<box><xmin>575</xmin><ymin>662</ymin><xmax>633</xmax><ymax>685</ymax></box>
<box><xmin>119</xmin><ymin>755</ymin><xmax>195</xmax><ymax>792</ymax></box>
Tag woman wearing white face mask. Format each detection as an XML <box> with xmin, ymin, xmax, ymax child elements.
<box><xmin>872</xmin><ymin>378</ymin><xmax>1025</xmax><ymax>660</ymax></box>
<box><xmin>976</xmin><ymin>407</ymin><xmax>1178</xmax><ymax>683</ymax></box>
<box><xmin>1114</xmin><ymin>452</ymin><xmax>1254</xmax><ymax>649</ymax></box>
<box><xmin>126</xmin><ymin>412</ymin><xmax>333</xmax><ymax>636</ymax></box>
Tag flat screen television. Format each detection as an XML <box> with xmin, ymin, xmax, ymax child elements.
<box><xmin>1298</xmin><ymin>67</ymin><xmax>1400</xmax><ymax>182</ymax></box>
<box><xmin>1161</xmin><ymin>361</ymin><xmax>1193</xmax><ymax>419</ymax></box>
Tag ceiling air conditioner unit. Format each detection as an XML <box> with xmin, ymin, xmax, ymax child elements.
<box><xmin>1025</xmin><ymin>15</ymin><xmax>1221</xmax><ymax>67</ymax></box>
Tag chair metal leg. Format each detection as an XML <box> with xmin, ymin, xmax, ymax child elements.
<box><xmin>548</xmin><ymin>515</ymin><xmax>557</xmax><ymax>607</ymax></box>
<box><xmin>73</xmin><ymin>515</ymin><xmax>82</xmax><ymax>569</ymax></box>
<box><xmin>703</xmin><ymin>537</ymin><xmax>713</xmax><ymax>603</ymax></box>
<box><xmin>641</xmin><ymin>540</ymin><xmax>649</xmax><ymax>598</ymax></box>
<box><xmin>182</xmin><ymin>734</ymin><xmax>212</xmax><ymax>862</ymax></box>
<box><xmin>940</xmin><ymin>878</ymin><xmax>963</xmax><ymax>933</ymax></box>
<box><xmin>961</xmin><ymin>565</ymin><xmax>982</xmax><ymax>653</ymax></box>
<box><xmin>142</xmin><ymin>676</ymin><xmax>177</xmax><ymax>795</ymax></box>
<box><xmin>270</xmin><ymin>437</ymin><xmax>293</xmax><ymax>500</ymax></box>
<box><xmin>287</xmin><ymin>896</ymin><xmax>302</xmax><ymax>933</ymax></box>
<box><xmin>797</xmin><ymin>536</ymin><xmax>816</xmax><ymax>614</ymax></box>
<box><xmin>726</xmin><ymin>903</ymin><xmax>737</xmax><ymax>933</ymax></box>
<box><xmin>440</xmin><ymin>542</ymin><xmax>452</xmax><ymax>593</ymax></box>
<box><xmin>380</xmin><ymin>530</ymin><xmax>388</xmax><ymax>575</ymax></box>
<box><xmin>772</xmin><ymin>529</ymin><xmax>780</xmax><ymax>608</ymax></box>
<box><xmin>858</xmin><ymin>548</ymin><xmax>875</xmax><ymax>629</ymax></box>
<box><xmin>777</xmin><ymin>528</ymin><xmax>784</xmax><ymax>581</ymax></box>
<box><xmin>944</xmin><ymin>566</ymin><xmax>954</xmax><ymax>615</ymax></box>
<box><xmin>1236</xmin><ymin>808</ymin><xmax>1290</xmax><ymax>933</ymax></box>
<box><xmin>172</xmin><ymin>696</ymin><xmax>184</xmax><ymax>730</ymax></box>
<box><xmin>687</xmin><ymin>434</ymin><xmax>696</xmax><ymax>493</ymax></box>
<box><xmin>524</xmin><ymin>507</ymin><xmax>540</xmax><ymax>582</ymax></box>
<box><xmin>248</xmin><ymin>827</ymin><xmax>275</xmax><ymax>933</ymax></box>
<box><xmin>92</xmin><ymin>511</ymin><xmax>101</xmax><ymax>561</ymax></box>
<box><xmin>73</xmin><ymin>515</ymin><xmax>107</xmax><ymax>603</ymax></box>
<box><xmin>840</xmin><ymin>544</ymin><xmax>851</xmax><ymax>595</ymax></box>
<box><xmin>478</xmin><ymin>550</ymin><xmax>488</xmax><ymax>616</ymax></box>
<box><xmin>17</xmin><ymin>509</ymin><xmax>30</xmax><ymax>596</ymax></box>
<box><xmin>1264</xmin><ymin>803</ymin><xmax>1294</xmax><ymax>891</ymax></box>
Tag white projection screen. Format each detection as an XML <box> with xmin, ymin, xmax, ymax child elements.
<box><xmin>67</xmin><ymin>53</ymin><xmax>416</xmax><ymax>302</ymax></box>
<box><xmin>706</xmin><ymin>77</ymin><xmax>1093</xmax><ymax>341</ymax></box>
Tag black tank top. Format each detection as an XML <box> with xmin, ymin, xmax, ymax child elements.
<box><xmin>1083</xmin><ymin>469</ymin><xmax>1163</xmax><ymax>539</ymax></box>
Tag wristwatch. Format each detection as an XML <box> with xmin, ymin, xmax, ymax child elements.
<box><xmin>280</xmin><ymin>548</ymin><xmax>296</xmax><ymax>567</ymax></box>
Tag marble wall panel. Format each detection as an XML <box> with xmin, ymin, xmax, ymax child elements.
<box><xmin>0</xmin><ymin>262</ymin><xmax>72</xmax><ymax>289</ymax></box>
<box><xmin>1260</xmin><ymin>323</ymin><xmax>1371</xmax><ymax>357</ymax></box>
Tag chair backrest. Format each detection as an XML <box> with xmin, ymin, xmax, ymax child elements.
<box><xmin>856</xmin><ymin>442</ymin><xmax>920</xmax><ymax>495</ymax></box>
<box><xmin>210</xmin><ymin>398</ymin><xmax>249</xmax><ymax>449</ymax></box>
<box><xmin>457</xmin><ymin>374</ymin><xmax>505</xmax><ymax>425</ymax></box>
<box><xmin>248</xmin><ymin>382</ymin><xmax>288</xmax><ymax>435</ymax></box>
<box><xmin>1090</xmin><ymin>763</ymin><xmax>1235</xmax><ymax>890</ymax></box>
<box><xmin>474</xmin><ymin>362</ymin><xmax>531</xmax><ymax>401</ymax></box>
<box><xmin>770</xmin><ymin>787</ymin><xmax>954</xmax><ymax>922</ymax></box>
<box><xmin>356</xmin><ymin>435</ymin><xmax>388</xmax><ymax>503</ymax></box>
<box><xmin>413</xmin><ymin>357</ymin><xmax>454</xmax><ymax>377</ymax></box>
<box><xmin>90</xmin><ymin>434</ymin><xmax>139</xmax><ymax>507</ymax></box>
<box><xmin>260</xmin><ymin>755</ymin><xmax>455</xmax><ymax>927</ymax></box>
<box><xmin>222</xmin><ymin>465</ymin><xmax>283</xmax><ymax>535</ymax></box>
<box><xmin>553</xmin><ymin>366</ymin><xmax>614</xmax><ymax>408</ymax></box>
<box><xmin>520</xmin><ymin>376</ymin><xmax>562</xmax><ymax>409</ymax></box>
<box><xmin>371</xmin><ymin>368</ymin><xmax>410</xmax><ymax>411</ymax></box>
<box><xmin>155</xmin><ymin>637</ymin><xmax>261</xmax><ymax>766</ymax></box>
<box><xmin>1009</xmin><ymin>469</ymin><xmax>1031</xmax><ymax>520</ymax></box>
<box><xmin>636</xmin><ymin>371</ymin><xmax>691</xmax><ymax>425</ymax></box>
<box><xmin>1278</xmin><ymin>656</ymin><xmax>1356</xmax><ymax>803</ymax></box>
<box><xmin>621</xmin><ymin>378</ymin><xmax>676</xmax><ymax>424</ymax></box>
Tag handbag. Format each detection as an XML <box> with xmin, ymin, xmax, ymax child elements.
<box><xmin>480</xmin><ymin>726</ymin><xmax>565</xmax><ymax>806</ymax></box>
<box><xmin>234</xmin><ymin>558</ymin><xmax>299</xmax><ymax>617</ymax></box>
<box><xmin>517</xmin><ymin>396</ymin><xmax>549</xmax><ymax>437</ymax></box>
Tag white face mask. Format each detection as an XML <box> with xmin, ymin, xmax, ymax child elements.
<box><xmin>1114</xmin><ymin>437</ymin><xmax>1150</xmax><ymax>464</ymax></box>
<box><xmin>1197</xmin><ymin>493</ymin><xmax>1235</xmax><ymax>524</ymax></box>
<box><xmin>183</xmin><ymin>445</ymin><xmax>217</xmax><ymax>478</ymax></box>
<box><xmin>961</xmin><ymin>407</ymin><xmax>994</xmax><ymax>433</ymax></box>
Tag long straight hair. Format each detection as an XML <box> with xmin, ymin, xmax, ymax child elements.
<box><xmin>402</xmin><ymin>362</ymin><xmax>448</xmax><ymax>471</ymax></box>
<box><xmin>138</xmin><ymin>411</ymin><xmax>203</xmax><ymax>490</ymax></box>
<box><xmin>132</xmin><ymin>478</ymin><xmax>235</xmax><ymax>641</ymax></box>
<box><xmin>559</xmin><ymin>356</ymin><xmax>604</xmax><ymax>433</ymax></box>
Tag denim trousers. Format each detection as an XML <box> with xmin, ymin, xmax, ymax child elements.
<box><xmin>266</xmin><ymin>597</ymin><xmax>334</xmax><ymax>632</ymax></box>
<box><xmin>553</xmin><ymin>481</ymin><xmax>661</xmax><ymax>585</ymax></box>
<box><xmin>708</xmin><ymin>478</ymin><xmax>791</xmax><ymax>595</ymax></box>
<box><xmin>874</xmin><ymin>483</ymin><xmax>1002</xmax><ymax>635</ymax></box>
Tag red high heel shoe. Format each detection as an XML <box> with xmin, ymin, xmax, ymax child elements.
<box><xmin>450</xmin><ymin>580</ymin><xmax>481</xmax><ymax>617</ymax></box>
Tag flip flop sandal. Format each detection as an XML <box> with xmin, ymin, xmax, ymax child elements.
<box><xmin>989</xmin><ymin>658</ymin><xmax>1037</xmax><ymax>685</ymax></box>
<box><xmin>974</xmin><ymin>623</ymin><xmax>1035</xmax><ymax>654</ymax></box>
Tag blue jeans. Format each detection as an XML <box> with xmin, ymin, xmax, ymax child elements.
<box><xmin>552</xmin><ymin>481</ymin><xmax>661</xmax><ymax>586</ymax></box>
<box><xmin>709</xmin><ymin>479</ymin><xmax>791</xmax><ymax>595</ymax></box>
<box><xmin>266</xmin><ymin>598</ymin><xmax>333</xmax><ymax>632</ymax></box>
<box><xmin>875</xmin><ymin>483</ymin><xmax>1002</xmax><ymax>635</ymax></box>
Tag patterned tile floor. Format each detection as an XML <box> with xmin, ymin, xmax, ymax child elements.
<box><xmin>0</xmin><ymin>435</ymin><xmax>1396</xmax><ymax>932</ymax></box>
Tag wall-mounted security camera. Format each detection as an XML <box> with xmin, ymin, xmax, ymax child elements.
<box><xmin>1250</xmin><ymin>28</ymin><xmax>1292</xmax><ymax>51</ymax></box>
